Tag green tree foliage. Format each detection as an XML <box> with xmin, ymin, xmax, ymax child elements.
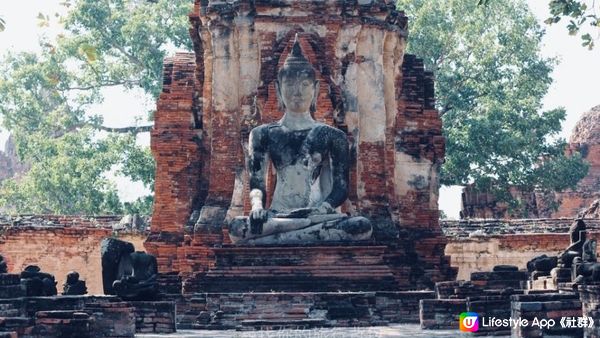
<box><xmin>398</xmin><ymin>0</ymin><xmax>589</xmax><ymax>206</ymax></box>
<box><xmin>545</xmin><ymin>0</ymin><xmax>599</xmax><ymax>49</ymax></box>
<box><xmin>479</xmin><ymin>0</ymin><xmax>599</xmax><ymax>49</ymax></box>
<box><xmin>0</xmin><ymin>0</ymin><xmax>193</xmax><ymax>215</ymax></box>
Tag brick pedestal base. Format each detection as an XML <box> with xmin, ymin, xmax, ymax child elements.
<box><xmin>33</xmin><ymin>311</ymin><xmax>91</xmax><ymax>338</ymax></box>
<box><xmin>131</xmin><ymin>301</ymin><xmax>176</xmax><ymax>334</ymax></box>
<box><xmin>185</xmin><ymin>245</ymin><xmax>399</xmax><ymax>293</ymax></box>
<box><xmin>579</xmin><ymin>284</ymin><xmax>600</xmax><ymax>338</ymax></box>
<box><xmin>511</xmin><ymin>293</ymin><xmax>582</xmax><ymax>338</ymax></box>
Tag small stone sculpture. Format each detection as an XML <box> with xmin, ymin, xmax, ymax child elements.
<box><xmin>0</xmin><ymin>254</ymin><xmax>7</xmax><ymax>273</ymax></box>
<box><xmin>573</xmin><ymin>239</ymin><xmax>600</xmax><ymax>285</ymax></box>
<box><xmin>101</xmin><ymin>238</ymin><xmax>158</xmax><ymax>300</ymax></box>
<box><xmin>527</xmin><ymin>254</ymin><xmax>558</xmax><ymax>279</ymax></box>
<box><xmin>20</xmin><ymin>265</ymin><xmax>57</xmax><ymax>297</ymax></box>
<box><xmin>228</xmin><ymin>35</ymin><xmax>372</xmax><ymax>245</ymax></box>
<box><xmin>527</xmin><ymin>254</ymin><xmax>558</xmax><ymax>273</ymax></box>
<box><xmin>62</xmin><ymin>271</ymin><xmax>87</xmax><ymax>295</ymax></box>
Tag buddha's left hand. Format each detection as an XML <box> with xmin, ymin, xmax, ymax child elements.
<box><xmin>312</xmin><ymin>202</ymin><xmax>334</xmax><ymax>215</ymax></box>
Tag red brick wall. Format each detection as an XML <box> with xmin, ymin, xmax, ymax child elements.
<box><xmin>0</xmin><ymin>216</ymin><xmax>146</xmax><ymax>295</ymax></box>
<box><xmin>447</xmin><ymin>234</ymin><xmax>560</xmax><ymax>280</ymax></box>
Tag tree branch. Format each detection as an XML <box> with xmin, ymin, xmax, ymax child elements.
<box><xmin>65</xmin><ymin>80</ymin><xmax>141</xmax><ymax>91</ymax></box>
<box><xmin>56</xmin><ymin>123</ymin><xmax>154</xmax><ymax>137</ymax></box>
<box><xmin>97</xmin><ymin>125</ymin><xmax>153</xmax><ymax>133</ymax></box>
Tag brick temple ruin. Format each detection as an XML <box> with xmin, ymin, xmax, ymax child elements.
<box><xmin>146</xmin><ymin>0</ymin><xmax>456</xmax><ymax>291</ymax></box>
<box><xmin>1</xmin><ymin>1</ymin><xmax>600</xmax><ymax>337</ymax></box>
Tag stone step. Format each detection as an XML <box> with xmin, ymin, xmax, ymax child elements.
<box><xmin>240</xmin><ymin>318</ymin><xmax>326</xmax><ymax>330</ymax></box>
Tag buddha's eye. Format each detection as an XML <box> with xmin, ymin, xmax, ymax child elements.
<box><xmin>302</xmin><ymin>80</ymin><xmax>311</xmax><ymax>87</ymax></box>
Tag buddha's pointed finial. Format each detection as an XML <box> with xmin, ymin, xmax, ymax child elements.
<box><xmin>284</xmin><ymin>33</ymin><xmax>310</xmax><ymax>67</ymax></box>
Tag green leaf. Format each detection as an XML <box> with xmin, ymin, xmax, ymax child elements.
<box><xmin>78</xmin><ymin>43</ymin><xmax>97</xmax><ymax>62</ymax></box>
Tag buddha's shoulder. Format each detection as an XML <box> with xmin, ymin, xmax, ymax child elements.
<box><xmin>250</xmin><ymin>123</ymin><xmax>280</xmax><ymax>135</ymax></box>
<box><xmin>311</xmin><ymin>123</ymin><xmax>347</xmax><ymax>138</ymax></box>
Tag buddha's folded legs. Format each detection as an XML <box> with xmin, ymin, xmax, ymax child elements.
<box><xmin>229</xmin><ymin>215</ymin><xmax>372</xmax><ymax>245</ymax></box>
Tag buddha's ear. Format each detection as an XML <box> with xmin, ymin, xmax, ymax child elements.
<box><xmin>275</xmin><ymin>80</ymin><xmax>285</xmax><ymax>112</ymax></box>
<box><xmin>310</xmin><ymin>80</ymin><xmax>320</xmax><ymax>113</ymax></box>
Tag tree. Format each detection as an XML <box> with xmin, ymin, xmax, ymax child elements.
<box><xmin>397</xmin><ymin>0</ymin><xmax>589</xmax><ymax>207</ymax></box>
<box><xmin>479</xmin><ymin>0</ymin><xmax>599</xmax><ymax>49</ymax></box>
<box><xmin>0</xmin><ymin>0</ymin><xmax>193</xmax><ymax>215</ymax></box>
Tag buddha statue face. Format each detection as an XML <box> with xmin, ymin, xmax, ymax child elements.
<box><xmin>278</xmin><ymin>70</ymin><xmax>318</xmax><ymax>114</ymax></box>
<box><xmin>276</xmin><ymin>35</ymin><xmax>319</xmax><ymax>114</ymax></box>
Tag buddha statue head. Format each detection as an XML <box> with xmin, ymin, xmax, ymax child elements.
<box><xmin>276</xmin><ymin>34</ymin><xmax>319</xmax><ymax>114</ymax></box>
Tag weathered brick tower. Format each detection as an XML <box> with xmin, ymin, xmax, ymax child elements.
<box><xmin>146</xmin><ymin>0</ymin><xmax>456</xmax><ymax>291</ymax></box>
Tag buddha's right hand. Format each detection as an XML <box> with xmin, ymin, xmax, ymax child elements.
<box><xmin>249</xmin><ymin>208</ymin><xmax>268</xmax><ymax>235</ymax></box>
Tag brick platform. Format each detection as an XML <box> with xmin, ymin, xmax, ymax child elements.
<box><xmin>85</xmin><ymin>301</ymin><xmax>136</xmax><ymax>338</ymax></box>
<box><xmin>185</xmin><ymin>245</ymin><xmax>399</xmax><ymax>293</ymax></box>
<box><xmin>579</xmin><ymin>284</ymin><xmax>600</xmax><ymax>338</ymax></box>
<box><xmin>33</xmin><ymin>311</ymin><xmax>91</xmax><ymax>338</ymax></box>
<box><xmin>470</xmin><ymin>270</ymin><xmax>529</xmax><ymax>289</ymax></box>
<box><xmin>0</xmin><ymin>296</ymin><xmax>138</xmax><ymax>338</ymax></box>
<box><xmin>510</xmin><ymin>293</ymin><xmax>582</xmax><ymax>338</ymax></box>
<box><xmin>176</xmin><ymin>291</ymin><xmax>434</xmax><ymax>330</ymax></box>
<box><xmin>419</xmin><ymin>299</ymin><xmax>466</xmax><ymax>330</ymax></box>
<box><xmin>0</xmin><ymin>274</ymin><xmax>25</xmax><ymax>299</ymax></box>
<box><xmin>131</xmin><ymin>301</ymin><xmax>176</xmax><ymax>334</ymax></box>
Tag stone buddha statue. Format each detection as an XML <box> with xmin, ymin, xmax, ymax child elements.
<box><xmin>229</xmin><ymin>36</ymin><xmax>372</xmax><ymax>245</ymax></box>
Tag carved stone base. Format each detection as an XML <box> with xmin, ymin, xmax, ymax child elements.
<box><xmin>184</xmin><ymin>245</ymin><xmax>399</xmax><ymax>293</ymax></box>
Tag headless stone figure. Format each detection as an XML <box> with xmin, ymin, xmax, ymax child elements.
<box><xmin>229</xmin><ymin>35</ymin><xmax>372</xmax><ymax>245</ymax></box>
<box><xmin>574</xmin><ymin>239</ymin><xmax>600</xmax><ymax>285</ymax></box>
<box><xmin>558</xmin><ymin>219</ymin><xmax>587</xmax><ymax>268</ymax></box>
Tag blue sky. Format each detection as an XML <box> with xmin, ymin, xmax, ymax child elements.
<box><xmin>0</xmin><ymin>0</ymin><xmax>599</xmax><ymax>218</ymax></box>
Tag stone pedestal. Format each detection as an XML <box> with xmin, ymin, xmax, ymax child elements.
<box><xmin>419</xmin><ymin>299</ymin><xmax>467</xmax><ymax>330</ymax></box>
<box><xmin>434</xmin><ymin>280</ymin><xmax>483</xmax><ymax>299</ymax></box>
<box><xmin>0</xmin><ymin>274</ymin><xmax>25</xmax><ymax>299</ymax></box>
<box><xmin>579</xmin><ymin>284</ymin><xmax>600</xmax><ymax>338</ymax></box>
<box><xmin>511</xmin><ymin>293</ymin><xmax>582</xmax><ymax>338</ymax></box>
<box><xmin>130</xmin><ymin>301</ymin><xmax>176</xmax><ymax>334</ymax></box>
<box><xmin>529</xmin><ymin>276</ymin><xmax>557</xmax><ymax>291</ymax></box>
<box><xmin>185</xmin><ymin>245</ymin><xmax>399</xmax><ymax>293</ymax></box>
<box><xmin>33</xmin><ymin>311</ymin><xmax>91</xmax><ymax>338</ymax></box>
<box><xmin>470</xmin><ymin>270</ymin><xmax>529</xmax><ymax>289</ymax></box>
<box><xmin>551</xmin><ymin>267</ymin><xmax>572</xmax><ymax>284</ymax></box>
<box><xmin>84</xmin><ymin>302</ymin><xmax>135</xmax><ymax>338</ymax></box>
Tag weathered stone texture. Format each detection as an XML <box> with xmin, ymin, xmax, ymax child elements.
<box><xmin>147</xmin><ymin>0</ymin><xmax>454</xmax><ymax>289</ymax></box>
<box><xmin>0</xmin><ymin>215</ymin><xmax>146</xmax><ymax>295</ymax></box>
